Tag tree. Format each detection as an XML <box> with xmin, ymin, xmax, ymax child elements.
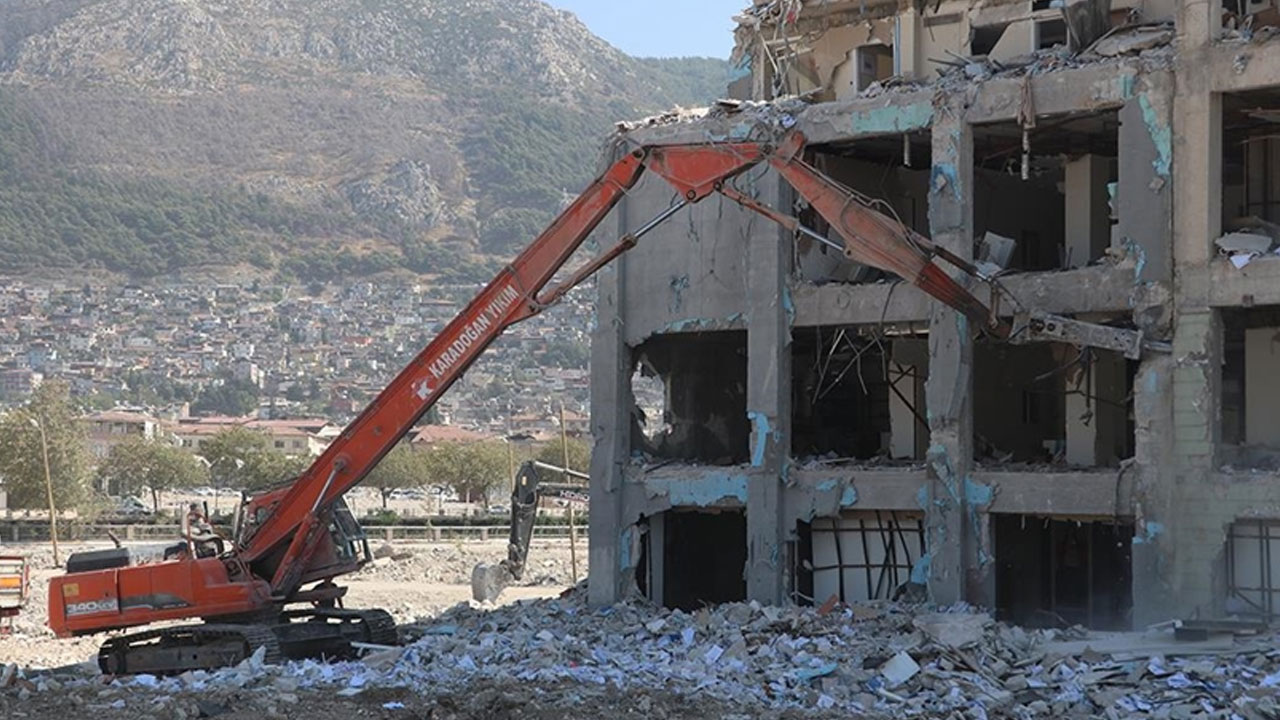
<box><xmin>535</xmin><ymin>437</ymin><xmax>591</xmax><ymax>478</ymax></box>
<box><xmin>0</xmin><ymin>381</ymin><xmax>94</xmax><ymax>512</ymax></box>
<box><xmin>199</xmin><ymin>427</ymin><xmax>307</xmax><ymax>493</ymax></box>
<box><xmin>240</xmin><ymin>452</ymin><xmax>309</xmax><ymax>493</ymax></box>
<box><xmin>421</xmin><ymin>442</ymin><xmax>509</xmax><ymax>508</ymax></box>
<box><xmin>191</xmin><ymin>377</ymin><xmax>260</xmax><ymax>417</ymax></box>
<box><xmin>199</xmin><ymin>427</ymin><xmax>269</xmax><ymax>492</ymax></box>
<box><xmin>95</xmin><ymin>437</ymin><xmax>209</xmax><ymax>510</ymax></box>
<box><xmin>366</xmin><ymin>441</ymin><xmax>429</xmax><ymax>509</ymax></box>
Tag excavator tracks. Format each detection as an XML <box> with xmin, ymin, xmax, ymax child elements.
<box><xmin>97</xmin><ymin>608</ymin><xmax>398</xmax><ymax>676</ymax></box>
<box><xmin>98</xmin><ymin>623</ymin><xmax>282</xmax><ymax>676</ymax></box>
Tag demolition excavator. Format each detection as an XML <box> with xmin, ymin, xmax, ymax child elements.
<box><xmin>48</xmin><ymin>128</ymin><xmax>1146</xmax><ymax>675</ymax></box>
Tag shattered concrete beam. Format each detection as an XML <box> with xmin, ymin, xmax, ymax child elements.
<box><xmin>736</xmin><ymin>0</ymin><xmax>902</xmax><ymax>35</ymax></box>
<box><xmin>792</xmin><ymin>264</ymin><xmax>1140</xmax><ymax>327</ymax></box>
<box><xmin>623</xmin><ymin>62</ymin><xmax>1159</xmax><ymax>151</ymax></box>
<box><xmin>964</xmin><ymin>62</ymin><xmax>1151</xmax><ymax>124</ymax></box>
<box><xmin>977</xmin><ymin>470</ymin><xmax>1136</xmax><ymax>516</ymax></box>
<box><xmin>620</xmin><ymin>89</ymin><xmax>936</xmax><ymax>148</ymax></box>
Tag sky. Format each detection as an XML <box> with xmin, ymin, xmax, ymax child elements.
<box><xmin>544</xmin><ymin>1</ymin><xmax>744</xmax><ymax>59</ymax></box>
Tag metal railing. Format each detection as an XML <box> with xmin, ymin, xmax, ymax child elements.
<box><xmin>0</xmin><ymin>523</ymin><xmax>581</xmax><ymax>544</ymax></box>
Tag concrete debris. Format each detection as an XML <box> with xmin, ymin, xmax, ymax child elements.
<box><xmin>470</xmin><ymin>561</ymin><xmax>515</xmax><ymax>604</ymax></box>
<box><xmin>1090</xmin><ymin>25</ymin><xmax>1176</xmax><ymax>57</ymax></box>
<box><xmin>1216</xmin><ymin>232</ymin><xmax>1274</xmax><ymax>255</ymax></box>
<box><xmin>912</xmin><ymin>612</ymin><xmax>993</xmax><ymax>649</ymax></box>
<box><xmin>879</xmin><ymin>651</ymin><xmax>920</xmax><ymax>688</ymax></box>
<box><xmin>3</xmin><ymin>590</ymin><xmax>1274</xmax><ymax>718</ymax></box>
<box><xmin>1216</xmin><ymin>229</ymin><xmax>1279</xmax><ymax>269</ymax></box>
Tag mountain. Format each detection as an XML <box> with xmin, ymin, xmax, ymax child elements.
<box><xmin>0</xmin><ymin>0</ymin><xmax>730</xmax><ymax>280</ymax></box>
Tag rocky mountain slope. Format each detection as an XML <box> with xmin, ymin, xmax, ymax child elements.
<box><xmin>0</xmin><ymin>0</ymin><xmax>729</xmax><ymax>279</ymax></box>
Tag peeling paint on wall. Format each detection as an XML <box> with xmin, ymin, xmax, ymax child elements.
<box><xmin>840</xmin><ymin>485</ymin><xmax>858</xmax><ymax>507</ymax></box>
<box><xmin>910</xmin><ymin>552</ymin><xmax>932</xmax><ymax>584</ymax></box>
<box><xmin>646</xmin><ymin>472</ymin><xmax>749</xmax><ymax>506</ymax></box>
<box><xmin>963</xmin><ymin>477</ymin><xmax>993</xmax><ymax>506</ymax></box>
<box><xmin>781</xmin><ymin>285</ymin><xmax>796</xmax><ymax>327</ymax></box>
<box><xmin>1138</xmin><ymin>93</ymin><xmax>1172</xmax><ymax>179</ymax></box>
<box><xmin>1132</xmin><ymin>520</ymin><xmax>1165</xmax><ymax>545</ymax></box>
<box><xmin>930</xmin><ymin>163</ymin><xmax>960</xmax><ymax>200</ymax></box>
<box><xmin>851</xmin><ymin>103</ymin><xmax>934</xmax><ymax>135</ymax></box>
<box><xmin>1122</xmin><ymin>236</ymin><xmax>1148</xmax><ymax>281</ymax></box>
<box><xmin>748</xmin><ymin>411</ymin><xmax>780</xmax><ymax>467</ymax></box>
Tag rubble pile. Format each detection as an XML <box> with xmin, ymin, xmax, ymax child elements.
<box><xmin>8</xmin><ymin>589</ymin><xmax>1271</xmax><ymax>718</ymax></box>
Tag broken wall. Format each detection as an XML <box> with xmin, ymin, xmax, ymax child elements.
<box><xmin>618</xmin><ymin>171</ymin><xmax>756</xmax><ymax>347</ymax></box>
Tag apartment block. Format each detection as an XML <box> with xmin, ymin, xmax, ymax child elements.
<box><xmin>588</xmin><ymin>0</ymin><xmax>1280</xmax><ymax>626</ymax></box>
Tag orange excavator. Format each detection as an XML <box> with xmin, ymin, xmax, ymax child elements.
<box><xmin>46</xmin><ymin>129</ymin><xmax>1114</xmax><ymax>675</ymax></box>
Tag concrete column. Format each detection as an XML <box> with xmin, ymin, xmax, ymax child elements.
<box><xmin>896</xmin><ymin>9</ymin><xmax>921</xmax><ymax>79</ymax></box>
<box><xmin>1171</xmin><ymin>309</ymin><xmax>1222</xmax><ymax>469</ymax></box>
<box><xmin>925</xmin><ymin>109</ymin><xmax>982</xmax><ymax>606</ymax></box>
<box><xmin>1163</xmin><ymin>308</ymin><xmax>1224</xmax><ymax>618</ymax></box>
<box><xmin>745</xmin><ymin>171</ymin><xmax>791</xmax><ymax>605</ymax></box>
<box><xmin>1130</xmin><ymin>352</ymin><xmax>1176</xmax><ymax>627</ymax></box>
<box><xmin>1064</xmin><ymin>154</ymin><xmax>1111</xmax><ymax>269</ymax></box>
<box><xmin>1172</xmin><ymin>87</ymin><xmax>1222</xmax><ymax>269</ymax></box>
<box><xmin>1116</xmin><ymin>80</ymin><xmax>1174</xmax><ymax>284</ymax></box>
<box><xmin>1244</xmin><ymin>327</ymin><xmax>1280</xmax><ymax>445</ymax></box>
<box><xmin>587</xmin><ymin>198</ymin><xmax>633</xmax><ymax>607</ymax></box>
<box><xmin>1177</xmin><ymin>0</ymin><xmax>1222</xmax><ymax>48</ymax></box>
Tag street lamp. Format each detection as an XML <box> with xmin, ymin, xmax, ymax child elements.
<box><xmin>27</xmin><ymin>417</ymin><xmax>60</xmax><ymax>566</ymax></box>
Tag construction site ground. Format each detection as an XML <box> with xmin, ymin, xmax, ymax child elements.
<box><xmin>6</xmin><ymin>539</ymin><xmax>1280</xmax><ymax>719</ymax></box>
<box><xmin>0</xmin><ymin>539</ymin><xmax>577</xmax><ymax>669</ymax></box>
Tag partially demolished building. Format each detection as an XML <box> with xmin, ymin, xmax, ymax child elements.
<box><xmin>587</xmin><ymin>0</ymin><xmax>1280</xmax><ymax>628</ymax></box>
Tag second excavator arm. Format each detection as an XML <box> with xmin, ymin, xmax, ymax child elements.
<box><xmin>241</xmin><ymin>130</ymin><xmax>999</xmax><ymax>599</ymax></box>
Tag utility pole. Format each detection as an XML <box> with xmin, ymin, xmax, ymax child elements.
<box><xmin>560</xmin><ymin>404</ymin><xmax>578</xmax><ymax>584</ymax></box>
<box><xmin>28</xmin><ymin>417</ymin><xmax>60</xmax><ymax>566</ymax></box>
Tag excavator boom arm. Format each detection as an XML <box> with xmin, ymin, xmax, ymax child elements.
<box><xmin>242</xmin><ymin>133</ymin><xmax>996</xmax><ymax>596</ymax></box>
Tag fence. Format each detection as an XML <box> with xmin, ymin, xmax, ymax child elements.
<box><xmin>0</xmin><ymin>524</ymin><xmax>582</xmax><ymax>544</ymax></box>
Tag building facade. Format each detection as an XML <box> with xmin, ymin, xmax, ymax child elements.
<box><xmin>588</xmin><ymin>0</ymin><xmax>1280</xmax><ymax>626</ymax></box>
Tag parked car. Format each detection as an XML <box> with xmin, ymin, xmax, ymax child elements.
<box><xmin>388</xmin><ymin>488</ymin><xmax>426</xmax><ymax>500</ymax></box>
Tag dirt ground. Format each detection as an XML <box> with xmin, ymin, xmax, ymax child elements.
<box><xmin>0</xmin><ymin>538</ymin><xmax>666</xmax><ymax>719</ymax></box>
<box><xmin>0</xmin><ymin>538</ymin><xmax>577</xmax><ymax>669</ymax></box>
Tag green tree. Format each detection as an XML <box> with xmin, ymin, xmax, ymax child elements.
<box><xmin>366</xmin><ymin>441</ymin><xmax>429</xmax><ymax>509</ymax></box>
<box><xmin>535</xmin><ymin>437</ymin><xmax>591</xmax><ymax>478</ymax></box>
<box><xmin>0</xmin><ymin>381</ymin><xmax>94</xmax><ymax>512</ymax></box>
<box><xmin>198</xmin><ymin>427</ymin><xmax>307</xmax><ymax>493</ymax></box>
<box><xmin>199</xmin><ymin>427</ymin><xmax>270</xmax><ymax>492</ymax></box>
<box><xmin>422</xmin><ymin>442</ymin><xmax>509</xmax><ymax>508</ymax></box>
<box><xmin>240</xmin><ymin>452</ymin><xmax>309</xmax><ymax>493</ymax></box>
<box><xmin>191</xmin><ymin>377</ymin><xmax>260</xmax><ymax>417</ymax></box>
<box><xmin>95</xmin><ymin>437</ymin><xmax>210</xmax><ymax>511</ymax></box>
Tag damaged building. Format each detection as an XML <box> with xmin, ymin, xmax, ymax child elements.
<box><xmin>586</xmin><ymin>0</ymin><xmax>1280</xmax><ymax>628</ymax></box>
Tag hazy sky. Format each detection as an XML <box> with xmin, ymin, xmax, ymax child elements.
<box><xmin>544</xmin><ymin>1</ymin><xmax>744</xmax><ymax>59</ymax></box>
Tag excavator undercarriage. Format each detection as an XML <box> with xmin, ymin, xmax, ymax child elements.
<box><xmin>96</xmin><ymin>608</ymin><xmax>397</xmax><ymax>676</ymax></box>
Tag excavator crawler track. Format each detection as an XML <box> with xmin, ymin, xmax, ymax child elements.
<box><xmin>276</xmin><ymin>606</ymin><xmax>399</xmax><ymax>660</ymax></box>
<box><xmin>98</xmin><ymin>623</ymin><xmax>281</xmax><ymax>676</ymax></box>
